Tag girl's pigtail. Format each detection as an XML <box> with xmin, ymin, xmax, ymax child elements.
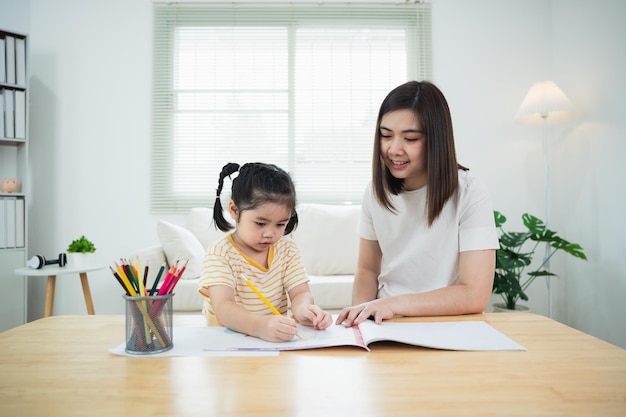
<box><xmin>285</xmin><ymin>210</ymin><xmax>299</xmax><ymax>235</ymax></box>
<box><xmin>213</xmin><ymin>162</ymin><xmax>240</xmax><ymax>232</ymax></box>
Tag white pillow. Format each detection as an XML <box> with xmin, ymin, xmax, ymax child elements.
<box><xmin>186</xmin><ymin>207</ymin><xmax>226</xmax><ymax>249</ymax></box>
<box><xmin>156</xmin><ymin>220</ymin><xmax>205</xmax><ymax>280</ymax></box>
<box><xmin>291</xmin><ymin>204</ymin><xmax>360</xmax><ymax>276</ymax></box>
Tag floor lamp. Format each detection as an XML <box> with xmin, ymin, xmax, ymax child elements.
<box><xmin>513</xmin><ymin>80</ymin><xmax>576</xmax><ymax>318</ymax></box>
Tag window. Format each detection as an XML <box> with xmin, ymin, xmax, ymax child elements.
<box><xmin>152</xmin><ymin>2</ymin><xmax>432</xmax><ymax>212</ymax></box>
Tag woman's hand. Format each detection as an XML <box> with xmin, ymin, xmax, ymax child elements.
<box><xmin>294</xmin><ymin>304</ymin><xmax>333</xmax><ymax>330</ymax></box>
<box><xmin>336</xmin><ymin>299</ymin><xmax>394</xmax><ymax>327</ymax></box>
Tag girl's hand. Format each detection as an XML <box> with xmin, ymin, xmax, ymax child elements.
<box><xmin>259</xmin><ymin>315</ymin><xmax>299</xmax><ymax>342</ymax></box>
<box><xmin>294</xmin><ymin>305</ymin><xmax>333</xmax><ymax>330</ymax></box>
<box><xmin>336</xmin><ymin>299</ymin><xmax>394</xmax><ymax>327</ymax></box>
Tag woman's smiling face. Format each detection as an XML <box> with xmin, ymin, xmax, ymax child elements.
<box><xmin>379</xmin><ymin>109</ymin><xmax>427</xmax><ymax>190</ymax></box>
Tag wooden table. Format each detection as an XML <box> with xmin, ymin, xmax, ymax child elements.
<box><xmin>14</xmin><ymin>264</ymin><xmax>106</xmax><ymax>317</ymax></box>
<box><xmin>0</xmin><ymin>313</ymin><xmax>624</xmax><ymax>417</ymax></box>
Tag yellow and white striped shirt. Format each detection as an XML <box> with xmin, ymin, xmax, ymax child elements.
<box><xmin>198</xmin><ymin>234</ymin><xmax>309</xmax><ymax>317</ymax></box>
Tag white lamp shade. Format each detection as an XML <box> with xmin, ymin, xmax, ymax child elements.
<box><xmin>514</xmin><ymin>80</ymin><xmax>576</xmax><ymax>125</ymax></box>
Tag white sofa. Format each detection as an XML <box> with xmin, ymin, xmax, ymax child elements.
<box><xmin>133</xmin><ymin>204</ymin><xmax>360</xmax><ymax>313</ymax></box>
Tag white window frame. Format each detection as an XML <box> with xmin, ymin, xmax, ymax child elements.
<box><xmin>152</xmin><ymin>2</ymin><xmax>432</xmax><ymax>213</ymax></box>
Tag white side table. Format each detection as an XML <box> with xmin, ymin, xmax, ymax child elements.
<box><xmin>14</xmin><ymin>264</ymin><xmax>107</xmax><ymax>317</ymax></box>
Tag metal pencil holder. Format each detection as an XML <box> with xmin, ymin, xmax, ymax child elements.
<box><xmin>123</xmin><ymin>293</ymin><xmax>174</xmax><ymax>354</ymax></box>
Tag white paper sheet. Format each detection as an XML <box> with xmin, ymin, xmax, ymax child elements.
<box><xmin>109</xmin><ymin>326</ymin><xmax>279</xmax><ymax>357</ymax></box>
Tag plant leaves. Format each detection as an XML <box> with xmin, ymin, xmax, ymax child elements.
<box><xmin>522</xmin><ymin>213</ymin><xmax>546</xmax><ymax>235</ymax></box>
<box><xmin>499</xmin><ymin>232</ymin><xmax>530</xmax><ymax>248</ymax></box>
<box><xmin>528</xmin><ymin>270</ymin><xmax>557</xmax><ymax>277</ymax></box>
<box><xmin>552</xmin><ymin>241</ymin><xmax>588</xmax><ymax>260</ymax></box>
<box><xmin>492</xmin><ymin>210</ymin><xmax>588</xmax><ymax>309</ymax></box>
<box><xmin>496</xmin><ymin>248</ymin><xmax>532</xmax><ymax>269</ymax></box>
<box><xmin>494</xmin><ymin>210</ymin><xmax>506</xmax><ymax>228</ymax></box>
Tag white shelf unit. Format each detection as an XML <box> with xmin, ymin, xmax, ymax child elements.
<box><xmin>0</xmin><ymin>29</ymin><xmax>28</xmax><ymax>332</ymax></box>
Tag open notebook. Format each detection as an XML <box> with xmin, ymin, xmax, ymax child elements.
<box><xmin>203</xmin><ymin>320</ymin><xmax>526</xmax><ymax>352</ymax></box>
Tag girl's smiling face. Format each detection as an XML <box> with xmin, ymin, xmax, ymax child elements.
<box><xmin>379</xmin><ymin>109</ymin><xmax>427</xmax><ymax>191</ymax></box>
<box><xmin>229</xmin><ymin>201</ymin><xmax>292</xmax><ymax>255</ymax></box>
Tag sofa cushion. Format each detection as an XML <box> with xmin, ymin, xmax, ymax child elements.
<box><xmin>132</xmin><ymin>245</ymin><xmax>168</xmax><ymax>283</ymax></box>
<box><xmin>308</xmin><ymin>274</ymin><xmax>354</xmax><ymax>309</ymax></box>
<box><xmin>186</xmin><ymin>207</ymin><xmax>226</xmax><ymax>249</ymax></box>
<box><xmin>185</xmin><ymin>205</ymin><xmax>361</xmax><ymax>275</ymax></box>
<box><xmin>291</xmin><ymin>204</ymin><xmax>360</xmax><ymax>276</ymax></box>
<box><xmin>156</xmin><ymin>220</ymin><xmax>205</xmax><ymax>280</ymax></box>
<box><xmin>171</xmin><ymin>278</ymin><xmax>205</xmax><ymax>311</ymax></box>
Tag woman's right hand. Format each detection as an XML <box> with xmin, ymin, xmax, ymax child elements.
<box><xmin>335</xmin><ymin>299</ymin><xmax>394</xmax><ymax>327</ymax></box>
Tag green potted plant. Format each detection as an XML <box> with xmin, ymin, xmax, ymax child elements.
<box><xmin>493</xmin><ymin>211</ymin><xmax>587</xmax><ymax>311</ymax></box>
<box><xmin>67</xmin><ymin>235</ymin><xmax>96</xmax><ymax>253</ymax></box>
<box><xmin>66</xmin><ymin>235</ymin><xmax>96</xmax><ymax>268</ymax></box>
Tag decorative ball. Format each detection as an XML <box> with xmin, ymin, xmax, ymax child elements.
<box><xmin>1</xmin><ymin>177</ymin><xmax>18</xmax><ymax>193</ymax></box>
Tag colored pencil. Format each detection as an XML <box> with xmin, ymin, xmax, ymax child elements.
<box><xmin>149</xmin><ymin>264</ymin><xmax>166</xmax><ymax>296</ymax></box>
<box><xmin>245</xmin><ymin>278</ymin><xmax>281</xmax><ymax>315</ymax></box>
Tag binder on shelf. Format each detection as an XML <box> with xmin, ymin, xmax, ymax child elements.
<box><xmin>14</xmin><ymin>90</ymin><xmax>25</xmax><ymax>139</ymax></box>
<box><xmin>0</xmin><ymin>90</ymin><xmax>5</xmax><ymax>138</ymax></box>
<box><xmin>0</xmin><ymin>37</ymin><xmax>6</xmax><ymax>83</ymax></box>
<box><xmin>4</xmin><ymin>89</ymin><xmax>14</xmax><ymax>138</ymax></box>
<box><xmin>5</xmin><ymin>36</ymin><xmax>15</xmax><ymax>85</ymax></box>
<box><xmin>0</xmin><ymin>198</ymin><xmax>7</xmax><ymax>249</ymax></box>
<box><xmin>15</xmin><ymin>197</ymin><xmax>24</xmax><ymax>247</ymax></box>
<box><xmin>5</xmin><ymin>196</ymin><xmax>16</xmax><ymax>248</ymax></box>
<box><xmin>15</xmin><ymin>38</ymin><xmax>26</xmax><ymax>86</ymax></box>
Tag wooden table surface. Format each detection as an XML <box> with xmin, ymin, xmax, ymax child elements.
<box><xmin>0</xmin><ymin>313</ymin><xmax>624</xmax><ymax>417</ymax></box>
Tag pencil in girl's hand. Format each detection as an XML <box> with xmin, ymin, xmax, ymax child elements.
<box><xmin>245</xmin><ymin>276</ymin><xmax>302</xmax><ymax>340</ymax></box>
<box><xmin>245</xmin><ymin>278</ymin><xmax>281</xmax><ymax>316</ymax></box>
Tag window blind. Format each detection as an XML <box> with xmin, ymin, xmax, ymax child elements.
<box><xmin>152</xmin><ymin>2</ymin><xmax>432</xmax><ymax>212</ymax></box>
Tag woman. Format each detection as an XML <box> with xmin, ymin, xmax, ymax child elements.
<box><xmin>336</xmin><ymin>81</ymin><xmax>498</xmax><ymax>327</ymax></box>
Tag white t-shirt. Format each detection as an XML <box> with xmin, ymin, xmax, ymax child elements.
<box><xmin>360</xmin><ymin>170</ymin><xmax>499</xmax><ymax>299</ymax></box>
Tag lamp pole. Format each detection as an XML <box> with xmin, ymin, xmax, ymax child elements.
<box><xmin>541</xmin><ymin>114</ymin><xmax>553</xmax><ymax>318</ymax></box>
<box><xmin>515</xmin><ymin>80</ymin><xmax>575</xmax><ymax>319</ymax></box>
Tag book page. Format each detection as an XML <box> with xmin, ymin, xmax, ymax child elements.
<box><xmin>201</xmin><ymin>320</ymin><xmax>525</xmax><ymax>352</ymax></box>
<box><xmin>359</xmin><ymin>320</ymin><xmax>526</xmax><ymax>351</ymax></box>
<box><xmin>203</xmin><ymin>322</ymin><xmax>366</xmax><ymax>351</ymax></box>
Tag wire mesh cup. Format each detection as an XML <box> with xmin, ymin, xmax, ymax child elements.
<box><xmin>124</xmin><ymin>293</ymin><xmax>174</xmax><ymax>354</ymax></box>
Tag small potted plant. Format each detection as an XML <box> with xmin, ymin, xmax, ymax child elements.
<box><xmin>493</xmin><ymin>211</ymin><xmax>587</xmax><ymax>312</ymax></box>
<box><xmin>66</xmin><ymin>235</ymin><xmax>97</xmax><ymax>268</ymax></box>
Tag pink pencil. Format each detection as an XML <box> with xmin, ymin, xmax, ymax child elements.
<box><xmin>156</xmin><ymin>269</ymin><xmax>175</xmax><ymax>296</ymax></box>
<box><xmin>163</xmin><ymin>259</ymin><xmax>188</xmax><ymax>294</ymax></box>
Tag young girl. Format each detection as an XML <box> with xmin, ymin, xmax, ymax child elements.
<box><xmin>199</xmin><ymin>162</ymin><xmax>332</xmax><ymax>342</ymax></box>
<box><xmin>336</xmin><ymin>81</ymin><xmax>499</xmax><ymax>327</ymax></box>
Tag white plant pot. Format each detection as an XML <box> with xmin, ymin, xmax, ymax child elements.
<box><xmin>67</xmin><ymin>253</ymin><xmax>95</xmax><ymax>269</ymax></box>
<box><xmin>492</xmin><ymin>303</ymin><xmax>530</xmax><ymax>313</ymax></box>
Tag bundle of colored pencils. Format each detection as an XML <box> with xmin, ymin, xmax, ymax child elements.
<box><xmin>109</xmin><ymin>258</ymin><xmax>188</xmax><ymax>353</ymax></box>
<box><xmin>109</xmin><ymin>258</ymin><xmax>188</xmax><ymax>297</ymax></box>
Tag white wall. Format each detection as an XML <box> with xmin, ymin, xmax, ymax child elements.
<box><xmin>431</xmin><ymin>0</ymin><xmax>553</xmax><ymax>312</ymax></box>
<box><xmin>550</xmin><ymin>0</ymin><xmax>626</xmax><ymax>346</ymax></box>
<box><xmin>1</xmin><ymin>0</ymin><xmax>624</xmax><ymax>348</ymax></box>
